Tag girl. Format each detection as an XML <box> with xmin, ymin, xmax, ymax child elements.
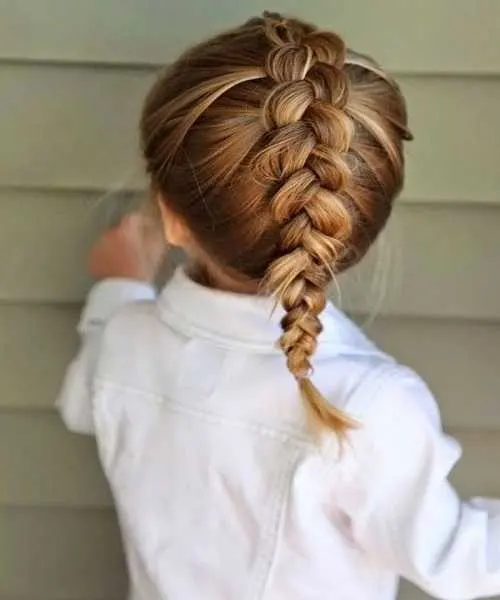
<box><xmin>58</xmin><ymin>12</ymin><xmax>500</xmax><ymax>600</ymax></box>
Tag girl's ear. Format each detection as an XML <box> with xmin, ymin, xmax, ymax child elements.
<box><xmin>157</xmin><ymin>195</ymin><xmax>190</xmax><ymax>248</ymax></box>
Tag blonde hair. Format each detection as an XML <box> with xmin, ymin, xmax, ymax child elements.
<box><xmin>140</xmin><ymin>12</ymin><xmax>412</xmax><ymax>436</ymax></box>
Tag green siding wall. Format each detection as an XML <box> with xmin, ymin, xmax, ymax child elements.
<box><xmin>1</xmin><ymin>2</ymin><xmax>499</xmax><ymax>599</ymax></box>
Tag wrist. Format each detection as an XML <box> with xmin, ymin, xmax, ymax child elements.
<box><xmin>87</xmin><ymin>258</ymin><xmax>158</xmax><ymax>283</ymax></box>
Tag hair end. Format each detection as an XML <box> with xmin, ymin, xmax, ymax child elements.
<box><xmin>298</xmin><ymin>377</ymin><xmax>359</xmax><ymax>442</ymax></box>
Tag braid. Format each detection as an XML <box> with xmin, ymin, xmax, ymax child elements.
<box><xmin>141</xmin><ymin>12</ymin><xmax>411</xmax><ymax>437</ymax></box>
<box><xmin>257</xmin><ymin>15</ymin><xmax>358</xmax><ymax>435</ymax></box>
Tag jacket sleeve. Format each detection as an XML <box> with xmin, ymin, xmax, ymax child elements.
<box><xmin>340</xmin><ymin>367</ymin><xmax>500</xmax><ymax>600</ymax></box>
<box><xmin>56</xmin><ymin>279</ymin><xmax>156</xmax><ymax>435</ymax></box>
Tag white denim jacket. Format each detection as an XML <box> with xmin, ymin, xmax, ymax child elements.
<box><xmin>58</xmin><ymin>267</ymin><xmax>500</xmax><ymax>600</ymax></box>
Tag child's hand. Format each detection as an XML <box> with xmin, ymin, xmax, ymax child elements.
<box><xmin>87</xmin><ymin>212</ymin><xmax>166</xmax><ymax>283</ymax></box>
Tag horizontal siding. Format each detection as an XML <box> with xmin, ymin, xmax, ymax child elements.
<box><xmin>399</xmin><ymin>584</ymin><xmax>428</xmax><ymax>600</ymax></box>
<box><xmin>0</xmin><ymin>304</ymin><xmax>78</xmax><ymax>410</ymax></box>
<box><xmin>2</xmin><ymin>3</ymin><xmax>500</xmax><ymax>600</ymax></box>
<box><xmin>400</xmin><ymin>581</ymin><xmax>499</xmax><ymax>600</ymax></box>
<box><xmin>0</xmin><ymin>507</ymin><xmax>125</xmax><ymax>599</ymax></box>
<box><xmin>1</xmin><ymin>64</ymin><xmax>500</xmax><ymax>204</ymax></box>
<box><xmin>1</xmin><ymin>0</ymin><xmax>499</xmax><ymax>75</ymax></box>
<box><xmin>452</xmin><ymin>430</ymin><xmax>500</xmax><ymax>497</ymax></box>
<box><xmin>399</xmin><ymin>581</ymin><xmax>495</xmax><ymax>600</ymax></box>
<box><xmin>0</xmin><ymin>188</ymin><xmax>146</xmax><ymax>302</ymax></box>
<box><xmin>2</xmin><ymin>303</ymin><xmax>500</xmax><ymax>429</ymax></box>
<box><xmin>0</xmin><ymin>190</ymin><xmax>95</xmax><ymax>300</ymax></box>
<box><xmin>0</xmin><ymin>413</ymin><xmax>111</xmax><ymax>507</ymax></box>
<box><xmin>2</xmin><ymin>189</ymin><xmax>500</xmax><ymax>320</ymax></box>
<box><xmin>341</xmin><ymin>203</ymin><xmax>500</xmax><ymax>320</ymax></box>
<box><xmin>367</xmin><ymin>316</ymin><xmax>500</xmax><ymax>431</ymax></box>
<box><xmin>0</xmin><ymin>64</ymin><xmax>149</xmax><ymax>192</ymax></box>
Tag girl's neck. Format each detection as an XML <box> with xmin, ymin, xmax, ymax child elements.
<box><xmin>188</xmin><ymin>261</ymin><xmax>261</xmax><ymax>296</ymax></box>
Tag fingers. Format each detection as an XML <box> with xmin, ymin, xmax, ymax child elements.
<box><xmin>118</xmin><ymin>211</ymin><xmax>164</xmax><ymax>242</ymax></box>
<box><xmin>94</xmin><ymin>209</ymin><xmax>166</xmax><ymax>262</ymax></box>
<box><xmin>115</xmin><ymin>212</ymin><xmax>146</xmax><ymax>236</ymax></box>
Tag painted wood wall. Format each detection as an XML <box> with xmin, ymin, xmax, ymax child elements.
<box><xmin>1</xmin><ymin>2</ymin><xmax>499</xmax><ymax>598</ymax></box>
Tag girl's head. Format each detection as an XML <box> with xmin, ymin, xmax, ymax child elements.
<box><xmin>140</xmin><ymin>12</ymin><xmax>412</xmax><ymax>435</ymax></box>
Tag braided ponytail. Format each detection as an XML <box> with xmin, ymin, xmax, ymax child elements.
<box><xmin>255</xmin><ymin>15</ymin><xmax>358</xmax><ymax>434</ymax></box>
<box><xmin>141</xmin><ymin>12</ymin><xmax>411</xmax><ymax>438</ymax></box>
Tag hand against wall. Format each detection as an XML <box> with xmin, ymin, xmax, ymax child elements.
<box><xmin>87</xmin><ymin>211</ymin><xmax>166</xmax><ymax>283</ymax></box>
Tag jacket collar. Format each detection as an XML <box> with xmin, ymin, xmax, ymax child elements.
<box><xmin>158</xmin><ymin>267</ymin><xmax>383</xmax><ymax>358</ymax></box>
